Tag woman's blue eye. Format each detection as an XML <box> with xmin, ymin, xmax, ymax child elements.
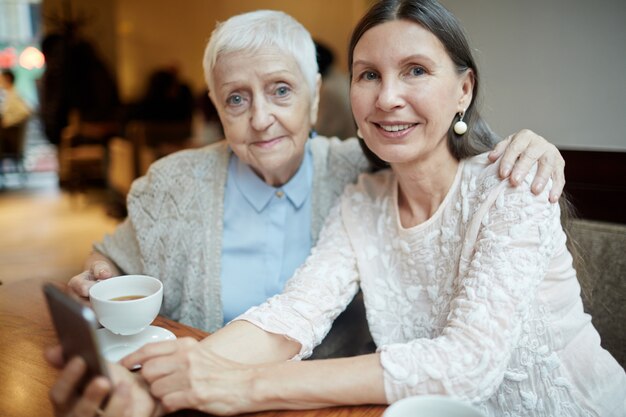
<box><xmin>364</xmin><ymin>71</ymin><xmax>378</xmax><ymax>81</ymax></box>
<box><xmin>227</xmin><ymin>94</ymin><xmax>243</xmax><ymax>106</ymax></box>
<box><xmin>410</xmin><ymin>67</ymin><xmax>425</xmax><ymax>76</ymax></box>
<box><xmin>276</xmin><ymin>86</ymin><xmax>290</xmax><ymax>96</ymax></box>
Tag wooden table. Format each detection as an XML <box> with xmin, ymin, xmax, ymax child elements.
<box><xmin>0</xmin><ymin>278</ymin><xmax>385</xmax><ymax>417</ymax></box>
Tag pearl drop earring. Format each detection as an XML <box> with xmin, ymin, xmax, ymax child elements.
<box><xmin>453</xmin><ymin>111</ymin><xmax>468</xmax><ymax>135</ymax></box>
<box><xmin>357</xmin><ymin>128</ymin><xmax>363</xmax><ymax>138</ymax></box>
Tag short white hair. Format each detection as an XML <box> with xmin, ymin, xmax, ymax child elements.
<box><xmin>203</xmin><ymin>10</ymin><xmax>318</xmax><ymax>100</ymax></box>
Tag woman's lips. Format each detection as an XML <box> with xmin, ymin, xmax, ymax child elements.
<box><xmin>253</xmin><ymin>136</ymin><xmax>284</xmax><ymax>148</ymax></box>
<box><xmin>374</xmin><ymin>122</ymin><xmax>417</xmax><ymax>138</ymax></box>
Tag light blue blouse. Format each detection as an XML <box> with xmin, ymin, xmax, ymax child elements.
<box><xmin>220</xmin><ymin>144</ymin><xmax>313</xmax><ymax>324</ymax></box>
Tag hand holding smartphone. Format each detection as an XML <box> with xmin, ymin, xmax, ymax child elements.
<box><xmin>43</xmin><ymin>283</ymin><xmax>110</xmax><ymax>383</ymax></box>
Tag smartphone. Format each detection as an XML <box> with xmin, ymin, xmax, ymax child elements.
<box><xmin>43</xmin><ymin>283</ymin><xmax>110</xmax><ymax>382</ymax></box>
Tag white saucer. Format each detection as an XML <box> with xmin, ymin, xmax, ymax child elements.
<box><xmin>96</xmin><ymin>325</ymin><xmax>176</xmax><ymax>363</ymax></box>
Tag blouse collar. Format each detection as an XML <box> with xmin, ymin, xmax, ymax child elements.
<box><xmin>230</xmin><ymin>143</ymin><xmax>313</xmax><ymax>212</ymax></box>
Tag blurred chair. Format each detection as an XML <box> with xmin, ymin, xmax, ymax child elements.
<box><xmin>0</xmin><ymin>119</ymin><xmax>29</xmax><ymax>188</ymax></box>
<box><xmin>107</xmin><ymin>120</ymin><xmax>193</xmax><ymax>216</ymax></box>
<box><xmin>126</xmin><ymin>120</ymin><xmax>192</xmax><ymax>176</ymax></box>
<box><xmin>107</xmin><ymin>136</ymin><xmax>135</xmax><ymax>197</ymax></box>
<box><xmin>58</xmin><ymin>110</ymin><xmax>119</xmax><ymax>191</ymax></box>
<box><xmin>569</xmin><ymin>218</ymin><xmax>626</xmax><ymax>369</ymax></box>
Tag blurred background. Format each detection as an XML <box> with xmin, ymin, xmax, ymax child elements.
<box><xmin>15</xmin><ymin>0</ymin><xmax>625</xmax><ymax>149</ymax></box>
<box><xmin>0</xmin><ymin>0</ymin><xmax>625</xmax><ymax>285</ymax></box>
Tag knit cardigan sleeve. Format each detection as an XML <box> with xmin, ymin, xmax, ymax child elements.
<box><xmin>309</xmin><ymin>136</ymin><xmax>370</xmax><ymax>242</ymax></box>
<box><xmin>95</xmin><ymin>141</ymin><xmax>230</xmax><ymax>331</ymax></box>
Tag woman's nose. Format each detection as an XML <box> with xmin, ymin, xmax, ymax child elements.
<box><xmin>376</xmin><ymin>79</ymin><xmax>405</xmax><ymax>111</ymax></box>
<box><xmin>250</xmin><ymin>98</ymin><xmax>275</xmax><ymax>131</ymax></box>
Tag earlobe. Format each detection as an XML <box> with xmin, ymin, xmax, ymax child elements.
<box><xmin>460</xmin><ymin>69</ymin><xmax>475</xmax><ymax>108</ymax></box>
<box><xmin>310</xmin><ymin>74</ymin><xmax>322</xmax><ymax>125</ymax></box>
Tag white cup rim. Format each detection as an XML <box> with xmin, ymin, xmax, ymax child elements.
<box><xmin>89</xmin><ymin>275</ymin><xmax>162</xmax><ymax>303</ymax></box>
<box><xmin>88</xmin><ymin>275</ymin><xmax>163</xmax><ymax>335</ymax></box>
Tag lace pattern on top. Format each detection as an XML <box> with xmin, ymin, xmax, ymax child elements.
<box><xmin>238</xmin><ymin>154</ymin><xmax>624</xmax><ymax>416</ymax></box>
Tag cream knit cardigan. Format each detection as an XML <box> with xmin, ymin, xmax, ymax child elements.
<box><xmin>95</xmin><ymin>136</ymin><xmax>369</xmax><ymax>332</ymax></box>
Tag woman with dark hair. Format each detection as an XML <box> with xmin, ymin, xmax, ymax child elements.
<box><xmin>116</xmin><ymin>1</ymin><xmax>621</xmax><ymax>415</ymax></box>
<box><xmin>45</xmin><ymin>3</ymin><xmax>618</xmax><ymax>416</ymax></box>
<box><xmin>348</xmin><ymin>0</ymin><xmax>499</xmax><ymax>168</ymax></box>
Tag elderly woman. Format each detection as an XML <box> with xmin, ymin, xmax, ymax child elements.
<box><xmin>48</xmin><ymin>8</ymin><xmax>571</xmax><ymax>417</ymax></box>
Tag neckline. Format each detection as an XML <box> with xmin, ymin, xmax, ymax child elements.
<box><xmin>228</xmin><ymin>143</ymin><xmax>313</xmax><ymax>212</ymax></box>
<box><xmin>392</xmin><ymin>159</ymin><xmax>465</xmax><ymax>233</ymax></box>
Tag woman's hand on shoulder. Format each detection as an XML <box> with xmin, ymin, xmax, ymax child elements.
<box><xmin>488</xmin><ymin>129</ymin><xmax>565</xmax><ymax>203</ymax></box>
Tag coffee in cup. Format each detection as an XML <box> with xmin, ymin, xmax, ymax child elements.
<box><xmin>89</xmin><ymin>275</ymin><xmax>163</xmax><ymax>335</ymax></box>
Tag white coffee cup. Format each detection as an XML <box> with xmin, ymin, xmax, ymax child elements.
<box><xmin>89</xmin><ymin>275</ymin><xmax>163</xmax><ymax>335</ymax></box>
<box><xmin>383</xmin><ymin>395</ymin><xmax>486</xmax><ymax>417</ymax></box>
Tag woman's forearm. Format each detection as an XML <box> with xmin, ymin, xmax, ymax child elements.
<box><xmin>200</xmin><ymin>320</ymin><xmax>302</xmax><ymax>364</ymax></box>
<box><xmin>198</xmin><ymin>322</ymin><xmax>388</xmax><ymax>410</ymax></box>
<box><xmin>127</xmin><ymin>323</ymin><xmax>387</xmax><ymax>414</ymax></box>
<box><xmin>251</xmin><ymin>353</ymin><xmax>387</xmax><ymax>410</ymax></box>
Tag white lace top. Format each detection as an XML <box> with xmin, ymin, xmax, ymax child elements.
<box><xmin>238</xmin><ymin>154</ymin><xmax>626</xmax><ymax>417</ymax></box>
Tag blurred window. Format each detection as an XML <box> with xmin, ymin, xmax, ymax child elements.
<box><xmin>0</xmin><ymin>0</ymin><xmax>40</xmax><ymax>43</ymax></box>
<box><xmin>0</xmin><ymin>0</ymin><xmax>42</xmax><ymax>106</ymax></box>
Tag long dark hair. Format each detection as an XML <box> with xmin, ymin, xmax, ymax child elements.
<box><xmin>348</xmin><ymin>0</ymin><xmax>499</xmax><ymax>170</ymax></box>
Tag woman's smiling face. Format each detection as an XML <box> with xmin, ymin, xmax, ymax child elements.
<box><xmin>350</xmin><ymin>19</ymin><xmax>473</xmax><ymax>167</ymax></box>
<box><xmin>211</xmin><ymin>49</ymin><xmax>319</xmax><ymax>187</ymax></box>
